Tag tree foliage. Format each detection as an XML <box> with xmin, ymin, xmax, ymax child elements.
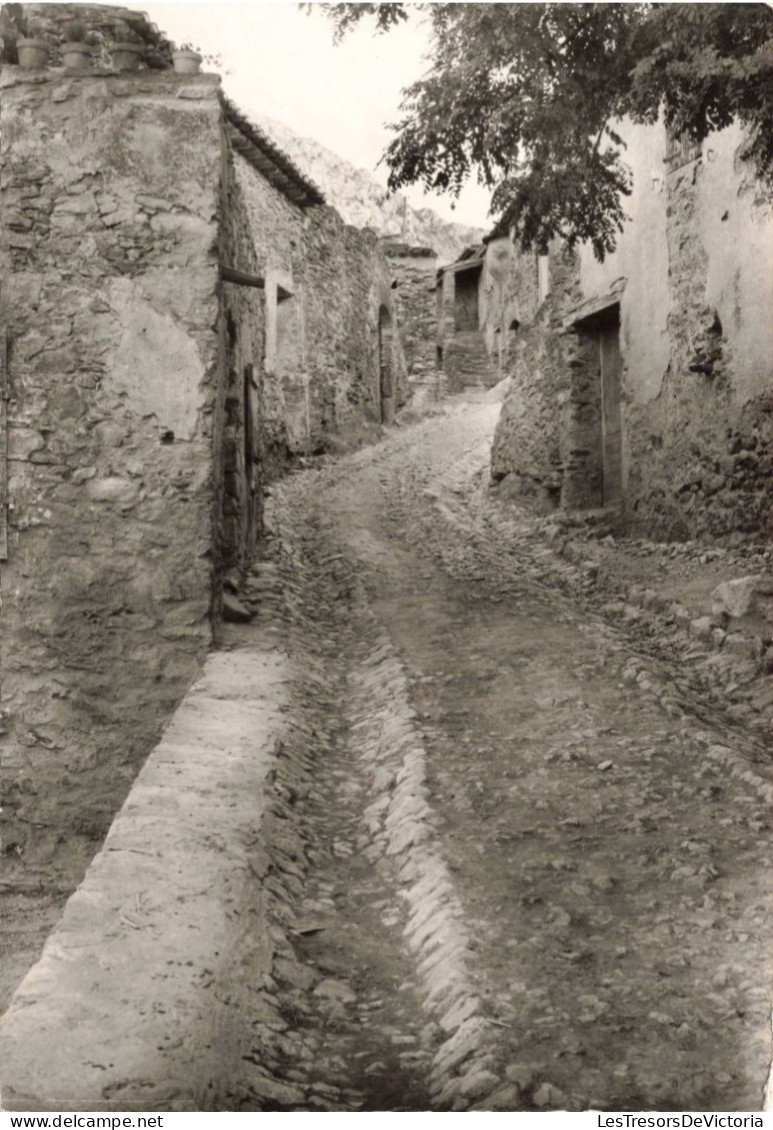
<box><xmin>318</xmin><ymin>3</ymin><xmax>773</xmax><ymax>259</ymax></box>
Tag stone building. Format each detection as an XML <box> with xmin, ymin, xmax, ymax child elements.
<box><xmin>382</xmin><ymin>241</ymin><xmax>443</xmax><ymax>407</ymax></box>
<box><xmin>0</xmin><ymin>5</ymin><xmax>406</xmax><ymax>878</ymax></box>
<box><xmin>435</xmin><ymin>244</ymin><xmax>497</xmax><ymax>392</ymax></box>
<box><xmin>459</xmin><ymin>119</ymin><xmax>772</xmax><ymax>543</ymax></box>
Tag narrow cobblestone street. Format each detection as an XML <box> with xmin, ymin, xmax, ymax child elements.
<box><xmin>205</xmin><ymin>390</ymin><xmax>773</xmax><ymax>1112</ymax></box>
<box><xmin>3</xmin><ymin>391</ymin><xmax>771</xmax><ymax>1112</ymax></box>
<box><xmin>3</xmin><ymin>4</ymin><xmax>772</xmax><ymax>1115</ymax></box>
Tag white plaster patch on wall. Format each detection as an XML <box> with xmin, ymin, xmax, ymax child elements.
<box><xmin>105</xmin><ymin>278</ymin><xmax>205</xmax><ymax>441</ymax></box>
<box><xmin>698</xmin><ymin>122</ymin><xmax>773</xmax><ymax>405</ymax></box>
<box><xmin>577</xmin><ymin>119</ymin><xmax>671</xmax><ymax>406</ymax></box>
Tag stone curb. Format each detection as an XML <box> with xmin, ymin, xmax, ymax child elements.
<box><xmin>0</xmin><ymin>647</ymin><xmax>290</xmax><ymax>1112</ymax></box>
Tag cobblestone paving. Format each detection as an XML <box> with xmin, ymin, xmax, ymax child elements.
<box><xmin>226</xmin><ymin>393</ymin><xmax>773</xmax><ymax>1111</ymax></box>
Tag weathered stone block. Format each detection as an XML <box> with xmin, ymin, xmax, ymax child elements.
<box><xmin>86</xmin><ymin>477</ymin><xmax>140</xmax><ymax>504</ymax></box>
<box><xmin>711</xmin><ymin>575</ymin><xmax>762</xmax><ymax>621</ymax></box>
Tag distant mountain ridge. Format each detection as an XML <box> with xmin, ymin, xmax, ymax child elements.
<box><xmin>256</xmin><ymin>114</ymin><xmax>486</xmax><ymax>265</ymax></box>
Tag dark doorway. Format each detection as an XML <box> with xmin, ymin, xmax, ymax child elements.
<box><xmin>243</xmin><ymin>363</ymin><xmax>260</xmax><ymax>550</ymax></box>
<box><xmin>454</xmin><ymin>267</ymin><xmax>481</xmax><ymax>331</ymax></box>
<box><xmin>378</xmin><ymin>306</ymin><xmax>394</xmax><ymax>423</ymax></box>
<box><xmin>598</xmin><ymin>317</ymin><xmax>623</xmax><ymax>507</ymax></box>
<box><xmin>563</xmin><ymin>302</ymin><xmax>623</xmax><ymax>511</ymax></box>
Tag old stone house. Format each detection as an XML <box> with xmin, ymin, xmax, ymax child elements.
<box><xmin>0</xmin><ymin>5</ymin><xmax>407</xmax><ymax>874</ymax></box>
<box><xmin>382</xmin><ymin>240</ymin><xmax>444</xmax><ymax>406</ymax></box>
<box><xmin>436</xmin><ymin>244</ymin><xmax>498</xmax><ymax>392</ymax></box>
<box><xmin>444</xmin><ymin>118</ymin><xmax>772</xmax><ymax>544</ymax></box>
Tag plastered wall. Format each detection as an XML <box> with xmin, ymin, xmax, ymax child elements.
<box><xmin>0</xmin><ymin>70</ymin><xmax>223</xmax><ymax>881</ymax></box>
<box><xmin>490</xmin><ymin>118</ymin><xmax>773</xmax><ymax>542</ymax></box>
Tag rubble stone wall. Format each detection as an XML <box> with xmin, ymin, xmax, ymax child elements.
<box><xmin>0</xmin><ymin>45</ymin><xmax>413</xmax><ymax>893</ymax></box>
<box><xmin>0</xmin><ymin>70</ymin><xmax>222</xmax><ymax>874</ymax></box>
<box><xmin>490</xmin><ymin>119</ymin><xmax>773</xmax><ymax>543</ymax></box>
<box><xmin>235</xmin><ymin>153</ymin><xmax>405</xmax><ymax>452</ymax></box>
<box><xmin>384</xmin><ymin>245</ymin><xmax>438</xmax><ymax>379</ymax></box>
<box><xmin>303</xmin><ymin>204</ymin><xmax>405</xmax><ymax>439</ymax></box>
<box><xmin>233</xmin><ymin>153</ymin><xmax>307</xmax><ymax>464</ymax></box>
<box><xmin>490</xmin><ymin>242</ymin><xmax>581</xmax><ymax>510</ymax></box>
<box><xmin>624</xmin><ymin>123</ymin><xmax>773</xmax><ymax>542</ymax></box>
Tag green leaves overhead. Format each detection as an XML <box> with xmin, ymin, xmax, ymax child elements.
<box><xmin>320</xmin><ymin>3</ymin><xmax>773</xmax><ymax>259</ymax></box>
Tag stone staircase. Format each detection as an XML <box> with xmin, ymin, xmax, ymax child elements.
<box><xmin>442</xmin><ymin>330</ymin><xmax>498</xmax><ymax>393</ymax></box>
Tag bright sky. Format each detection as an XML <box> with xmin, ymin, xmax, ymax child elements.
<box><xmin>119</xmin><ymin>1</ymin><xmax>492</xmax><ymax>228</ymax></box>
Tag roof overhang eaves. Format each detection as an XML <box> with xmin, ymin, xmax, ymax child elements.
<box><xmin>448</xmin><ymin>259</ymin><xmax>484</xmax><ymax>274</ymax></box>
<box><xmin>222</xmin><ymin>97</ymin><xmax>325</xmax><ymax>209</ymax></box>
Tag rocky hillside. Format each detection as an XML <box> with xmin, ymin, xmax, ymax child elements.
<box><xmin>257</xmin><ymin>115</ymin><xmax>486</xmax><ymax>265</ymax></box>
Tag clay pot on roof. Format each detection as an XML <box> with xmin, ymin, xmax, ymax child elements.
<box><xmin>172</xmin><ymin>47</ymin><xmax>202</xmax><ymax>75</ymax></box>
<box><xmin>60</xmin><ymin>39</ymin><xmax>92</xmax><ymax>69</ymax></box>
<box><xmin>110</xmin><ymin>41</ymin><xmax>143</xmax><ymax>71</ymax></box>
<box><xmin>17</xmin><ymin>36</ymin><xmax>49</xmax><ymax>68</ymax></box>
<box><xmin>60</xmin><ymin>20</ymin><xmax>93</xmax><ymax>70</ymax></box>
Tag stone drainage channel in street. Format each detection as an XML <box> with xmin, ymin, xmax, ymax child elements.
<box><xmin>1</xmin><ymin>393</ymin><xmax>772</xmax><ymax>1111</ymax></box>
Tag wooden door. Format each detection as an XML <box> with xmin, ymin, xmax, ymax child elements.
<box><xmin>599</xmin><ymin>323</ymin><xmax>622</xmax><ymax>507</ymax></box>
<box><xmin>379</xmin><ymin>307</ymin><xmax>394</xmax><ymax>423</ymax></box>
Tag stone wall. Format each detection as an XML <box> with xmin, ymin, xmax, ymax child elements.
<box><xmin>218</xmin><ymin>145</ymin><xmax>265</xmax><ymax>580</ymax></box>
<box><xmin>235</xmin><ymin>154</ymin><xmax>405</xmax><ymax>453</ymax></box>
<box><xmin>383</xmin><ymin>244</ymin><xmax>438</xmax><ymax>379</ymax></box>
<box><xmin>0</xmin><ymin>70</ymin><xmax>223</xmax><ymax>881</ymax></box>
<box><xmin>303</xmin><ymin>204</ymin><xmax>404</xmax><ymax>438</ymax></box>
<box><xmin>490</xmin><ymin>118</ymin><xmax>773</xmax><ymax>544</ymax></box>
<box><xmin>0</xmin><ymin>31</ymin><xmax>413</xmax><ymax>899</ymax></box>
<box><xmin>624</xmin><ymin>123</ymin><xmax>773</xmax><ymax>543</ymax></box>
<box><xmin>233</xmin><ymin>153</ymin><xmax>307</xmax><ymax>466</ymax></box>
<box><xmin>489</xmin><ymin>241</ymin><xmax>582</xmax><ymax>510</ymax></box>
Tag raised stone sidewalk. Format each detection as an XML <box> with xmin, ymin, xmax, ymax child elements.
<box><xmin>0</xmin><ymin>644</ymin><xmax>290</xmax><ymax>1111</ymax></box>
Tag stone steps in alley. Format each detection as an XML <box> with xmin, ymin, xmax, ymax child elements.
<box><xmin>442</xmin><ymin>330</ymin><xmax>498</xmax><ymax>393</ymax></box>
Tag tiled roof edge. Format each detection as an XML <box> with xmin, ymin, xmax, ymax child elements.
<box><xmin>221</xmin><ymin>95</ymin><xmax>325</xmax><ymax>208</ymax></box>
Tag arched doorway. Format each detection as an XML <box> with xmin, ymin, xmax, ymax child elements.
<box><xmin>378</xmin><ymin>305</ymin><xmax>394</xmax><ymax>423</ymax></box>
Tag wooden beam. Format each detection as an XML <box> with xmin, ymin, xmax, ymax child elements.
<box><xmin>562</xmin><ymin>287</ymin><xmax>625</xmax><ymax>330</ymax></box>
<box><xmin>220</xmin><ymin>265</ymin><xmax>266</xmax><ymax>290</ymax></box>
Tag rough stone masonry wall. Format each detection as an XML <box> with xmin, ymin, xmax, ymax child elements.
<box><xmin>235</xmin><ymin>156</ymin><xmax>404</xmax><ymax>457</ymax></box>
<box><xmin>233</xmin><ymin>153</ymin><xmax>307</xmax><ymax>468</ymax></box>
<box><xmin>383</xmin><ymin>245</ymin><xmax>438</xmax><ymax>380</ymax></box>
<box><xmin>0</xmin><ymin>70</ymin><xmax>223</xmax><ymax>883</ymax></box>
<box><xmin>303</xmin><ymin>205</ymin><xmax>405</xmax><ymax>444</ymax></box>
<box><xmin>490</xmin><ymin>121</ymin><xmax>773</xmax><ymax>544</ymax></box>
<box><xmin>490</xmin><ymin>242</ymin><xmax>583</xmax><ymax>512</ymax></box>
